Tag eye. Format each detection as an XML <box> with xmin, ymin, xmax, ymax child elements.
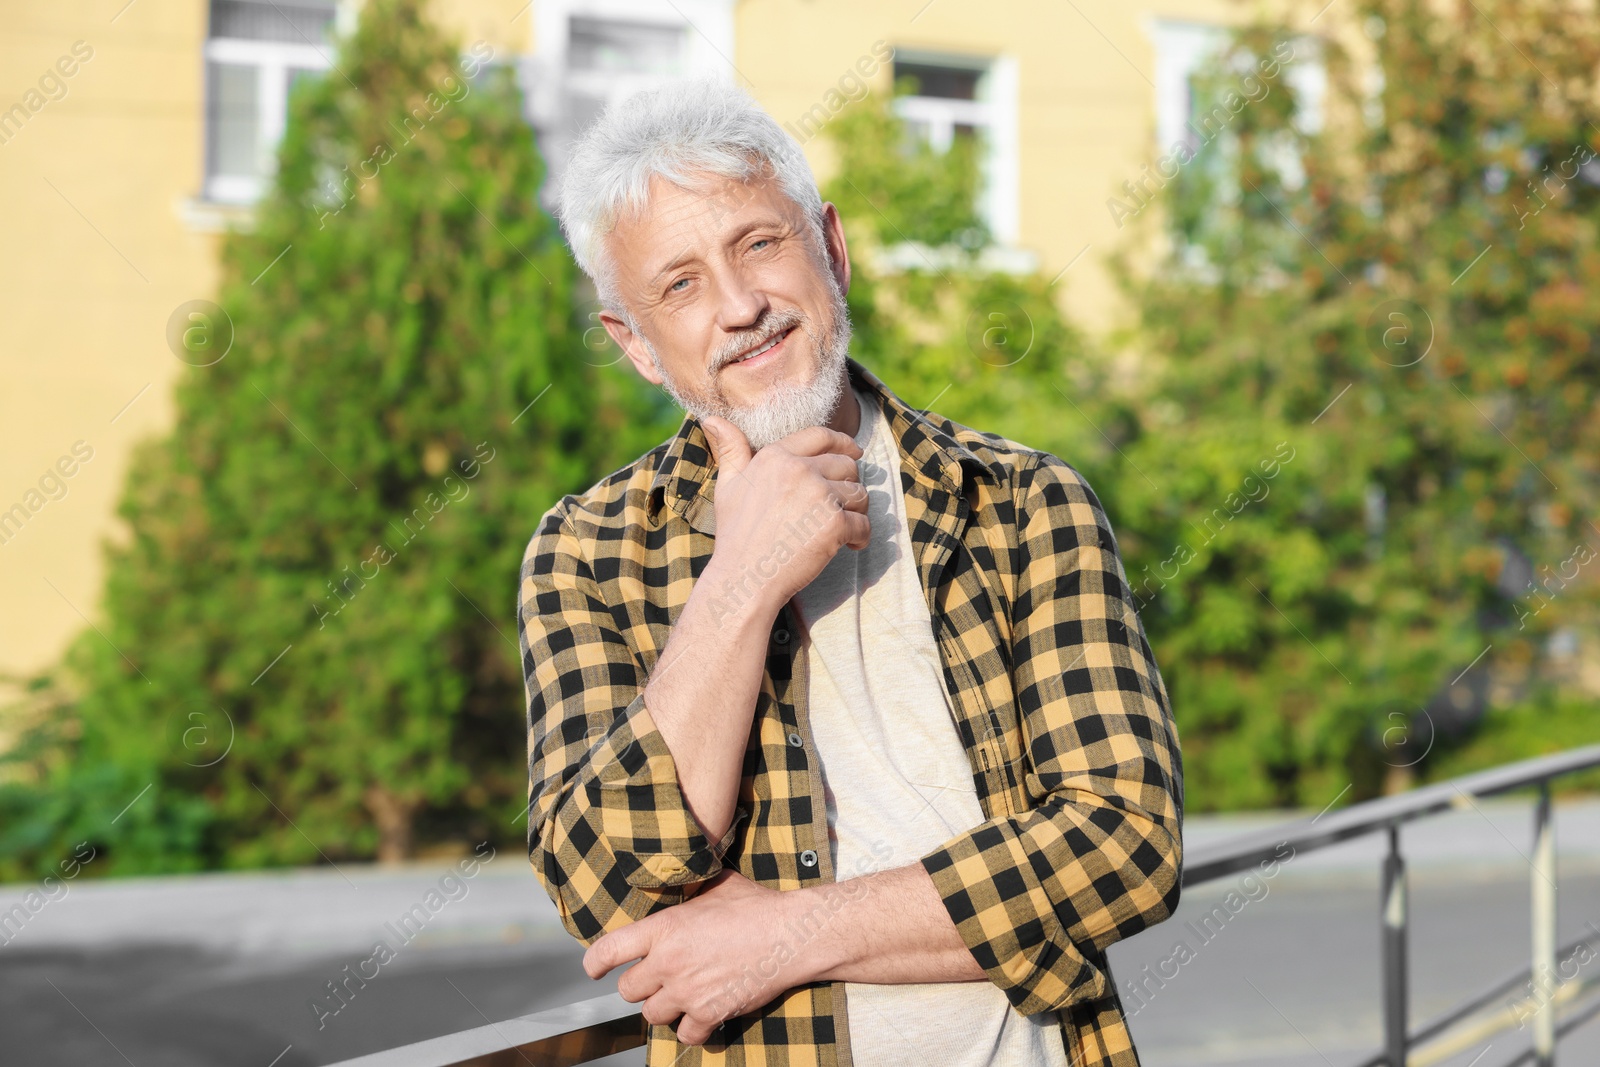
<box><xmin>749</xmin><ymin>238</ymin><xmax>772</xmax><ymax>252</ymax></box>
<box><xmin>669</xmin><ymin>277</ymin><xmax>691</xmax><ymax>293</ymax></box>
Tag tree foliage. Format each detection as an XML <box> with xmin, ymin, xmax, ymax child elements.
<box><xmin>830</xmin><ymin>0</ymin><xmax>1600</xmax><ymax>811</ymax></box>
<box><xmin>821</xmin><ymin>80</ymin><xmax>991</xmax><ymax>252</ymax></box>
<box><xmin>1102</xmin><ymin>0</ymin><xmax>1600</xmax><ymax>807</ymax></box>
<box><xmin>6</xmin><ymin>0</ymin><xmax>1598</xmax><ymax>881</ymax></box>
<box><xmin>0</xmin><ymin>0</ymin><xmax>673</xmax><ymax>878</ymax></box>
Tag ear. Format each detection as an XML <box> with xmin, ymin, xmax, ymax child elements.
<box><xmin>819</xmin><ymin>201</ymin><xmax>852</xmax><ymax>298</ymax></box>
<box><xmin>598</xmin><ymin>310</ymin><xmax>663</xmax><ymax>386</ymax></box>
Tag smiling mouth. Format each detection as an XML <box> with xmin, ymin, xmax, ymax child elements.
<box><xmin>725</xmin><ymin>326</ymin><xmax>796</xmax><ymax>369</ymax></box>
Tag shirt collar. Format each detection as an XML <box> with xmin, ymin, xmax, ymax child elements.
<box><xmin>645</xmin><ymin>356</ymin><xmax>994</xmax><ymax>531</ymax></box>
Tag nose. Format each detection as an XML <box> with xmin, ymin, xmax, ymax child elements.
<box><xmin>711</xmin><ymin>265</ymin><xmax>770</xmax><ymax>337</ymax></box>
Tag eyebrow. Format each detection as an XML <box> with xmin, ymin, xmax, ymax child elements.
<box><xmin>645</xmin><ymin>214</ymin><xmax>792</xmax><ymax>287</ymax></box>
<box><xmin>648</xmin><ymin>249</ymin><xmax>700</xmax><ymax>288</ymax></box>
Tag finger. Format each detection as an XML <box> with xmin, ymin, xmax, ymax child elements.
<box><xmin>616</xmin><ymin>959</ymin><xmax>664</xmax><ymax>1003</ymax></box>
<box><xmin>702</xmin><ymin>415</ymin><xmax>753</xmax><ymax>476</ymax></box>
<box><xmin>584</xmin><ymin>924</ymin><xmax>649</xmax><ymax>980</ymax></box>
<box><xmin>677</xmin><ymin>1011</ymin><xmax>722</xmax><ymax>1046</ymax></box>
<box><xmin>817</xmin><ymin>484</ymin><xmax>870</xmax><ymax>550</ymax></box>
<box><xmin>824</xmin><ymin>479</ymin><xmax>870</xmax><ymax>514</ymax></box>
<box><xmin>839</xmin><ymin>511</ymin><xmax>872</xmax><ymax>551</ymax></box>
<box><xmin>825</xmin><ymin>499</ymin><xmax>876</xmax><ymax>547</ymax></box>
<box><xmin>641</xmin><ymin>991</ymin><xmax>683</xmax><ymax>1027</ymax></box>
<box><xmin>804</xmin><ymin>452</ymin><xmax>861</xmax><ymax>483</ymax></box>
<box><xmin>780</xmin><ymin>425</ymin><xmax>862</xmax><ymax>460</ymax></box>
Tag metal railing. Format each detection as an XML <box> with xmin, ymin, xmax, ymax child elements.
<box><xmin>326</xmin><ymin>742</ymin><xmax>1600</xmax><ymax>1067</ymax></box>
<box><xmin>1183</xmin><ymin>742</ymin><xmax>1600</xmax><ymax>1067</ymax></box>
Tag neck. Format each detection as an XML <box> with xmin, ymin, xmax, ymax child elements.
<box><xmin>827</xmin><ymin>373</ymin><xmax>861</xmax><ymax>441</ymax></box>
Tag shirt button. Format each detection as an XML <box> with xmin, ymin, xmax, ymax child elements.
<box><xmin>799</xmin><ymin>849</ymin><xmax>818</xmax><ymax>868</ymax></box>
<box><xmin>773</xmin><ymin>628</ymin><xmax>790</xmax><ymax>646</ymax></box>
<box><xmin>787</xmin><ymin>732</ymin><xmax>803</xmax><ymax>748</ymax></box>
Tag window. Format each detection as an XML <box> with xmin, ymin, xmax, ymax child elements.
<box><xmin>562</xmin><ymin>17</ymin><xmax>687</xmax><ymax>137</ymax></box>
<box><xmin>1150</xmin><ymin>20</ymin><xmax>1324</xmax><ymax>157</ymax></box>
<box><xmin>524</xmin><ymin>0</ymin><xmax>736</xmax><ymax>214</ymax></box>
<box><xmin>203</xmin><ymin>0</ymin><xmax>336</xmax><ymax>203</ymax></box>
<box><xmin>568</xmin><ymin>17</ymin><xmax>685</xmax><ymax>76</ymax></box>
<box><xmin>890</xmin><ymin>52</ymin><xmax>1020</xmax><ymax>247</ymax></box>
<box><xmin>1147</xmin><ymin>19</ymin><xmax>1325</xmax><ymax>271</ymax></box>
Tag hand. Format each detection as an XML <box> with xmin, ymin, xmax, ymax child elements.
<box><xmin>583</xmin><ymin>870</ymin><xmax>822</xmax><ymax>1045</ymax></box>
<box><xmin>700</xmin><ymin>416</ymin><xmax>870</xmax><ymax>612</ymax></box>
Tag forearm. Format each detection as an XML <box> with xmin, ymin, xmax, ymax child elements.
<box><xmin>584</xmin><ymin>867</ymin><xmax>982</xmax><ymax>1042</ymax></box>
<box><xmin>642</xmin><ymin>556</ymin><xmax>779</xmax><ymax>843</ymax></box>
<box><xmin>798</xmin><ymin>864</ymin><xmax>984</xmax><ymax>986</ymax></box>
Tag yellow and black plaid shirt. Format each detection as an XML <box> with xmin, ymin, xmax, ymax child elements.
<box><xmin>520</xmin><ymin>357</ymin><xmax>1184</xmax><ymax>1067</ymax></box>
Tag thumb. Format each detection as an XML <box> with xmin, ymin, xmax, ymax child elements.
<box><xmin>701</xmin><ymin>415</ymin><xmax>752</xmax><ymax>475</ymax></box>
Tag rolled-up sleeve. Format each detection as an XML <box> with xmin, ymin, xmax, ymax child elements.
<box><xmin>519</xmin><ymin>503</ymin><xmax>738</xmax><ymax>944</ymax></box>
<box><xmin>919</xmin><ymin>454</ymin><xmax>1184</xmax><ymax>1017</ymax></box>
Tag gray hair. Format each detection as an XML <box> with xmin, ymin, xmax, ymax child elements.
<box><xmin>555</xmin><ymin>79</ymin><xmax>827</xmax><ymax>316</ymax></box>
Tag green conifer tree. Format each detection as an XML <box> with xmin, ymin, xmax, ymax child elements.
<box><xmin>0</xmin><ymin>0</ymin><xmax>672</xmax><ymax>875</ymax></box>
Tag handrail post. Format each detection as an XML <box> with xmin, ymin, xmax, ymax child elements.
<box><xmin>1532</xmin><ymin>782</ymin><xmax>1556</xmax><ymax>1066</ymax></box>
<box><xmin>1382</xmin><ymin>823</ymin><xmax>1408</xmax><ymax>1067</ymax></box>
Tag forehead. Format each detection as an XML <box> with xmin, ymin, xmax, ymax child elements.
<box><xmin>606</xmin><ymin>171</ymin><xmax>803</xmax><ymax>276</ymax></box>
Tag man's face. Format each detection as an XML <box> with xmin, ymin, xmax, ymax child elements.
<box><xmin>597</xmin><ymin>171</ymin><xmax>854</xmax><ymax>451</ymax></box>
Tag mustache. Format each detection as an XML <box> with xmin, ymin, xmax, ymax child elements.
<box><xmin>713</xmin><ymin>308</ymin><xmax>807</xmax><ymax>370</ymax></box>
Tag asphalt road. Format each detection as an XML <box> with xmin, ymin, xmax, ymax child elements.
<box><xmin>2</xmin><ymin>799</ymin><xmax>1597</xmax><ymax>1067</ymax></box>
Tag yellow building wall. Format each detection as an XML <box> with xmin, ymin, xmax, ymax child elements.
<box><xmin>0</xmin><ymin>0</ymin><xmax>1297</xmax><ymax>691</ymax></box>
<box><xmin>0</xmin><ymin>0</ymin><xmax>534</xmax><ymax>699</ymax></box>
<box><xmin>427</xmin><ymin>0</ymin><xmax>535</xmax><ymax>53</ymax></box>
<box><xmin>0</xmin><ymin>0</ymin><xmax>213</xmax><ymax>697</ymax></box>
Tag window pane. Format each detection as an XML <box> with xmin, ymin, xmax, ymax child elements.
<box><xmin>568</xmin><ymin>17</ymin><xmax>684</xmax><ymax>76</ymax></box>
<box><xmin>210</xmin><ymin>0</ymin><xmax>334</xmax><ymax>43</ymax></box>
<box><xmin>207</xmin><ymin>61</ymin><xmax>259</xmax><ymax>179</ymax></box>
<box><xmin>894</xmin><ymin>61</ymin><xmax>981</xmax><ymax>100</ymax></box>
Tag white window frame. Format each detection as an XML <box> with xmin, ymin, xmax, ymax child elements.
<box><xmin>1144</xmin><ymin>15</ymin><xmax>1328</xmax><ymax>280</ymax></box>
<box><xmin>529</xmin><ymin>0</ymin><xmax>736</xmax><ymax>83</ymax></box>
<box><xmin>524</xmin><ymin>0</ymin><xmax>735</xmax><ymax>212</ymax></box>
<box><xmin>1149</xmin><ymin>20</ymin><xmax>1228</xmax><ymax>161</ymax></box>
<box><xmin>202</xmin><ymin>36</ymin><xmax>332</xmax><ymax>204</ymax></box>
<box><xmin>889</xmin><ymin>50</ymin><xmax>1020</xmax><ymax>248</ymax></box>
<box><xmin>1147</xmin><ymin>19</ymin><xmax>1326</xmax><ymax>160</ymax></box>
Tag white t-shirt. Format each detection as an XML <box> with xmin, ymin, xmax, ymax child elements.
<box><xmin>791</xmin><ymin>385</ymin><xmax>1071</xmax><ymax>1067</ymax></box>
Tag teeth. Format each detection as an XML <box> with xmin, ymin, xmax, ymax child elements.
<box><xmin>736</xmin><ymin>330</ymin><xmax>785</xmax><ymax>363</ymax></box>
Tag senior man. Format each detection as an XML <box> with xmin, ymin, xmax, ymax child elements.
<box><xmin>519</xmin><ymin>79</ymin><xmax>1183</xmax><ymax>1067</ymax></box>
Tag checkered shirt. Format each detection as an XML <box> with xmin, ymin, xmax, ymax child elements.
<box><xmin>520</xmin><ymin>357</ymin><xmax>1184</xmax><ymax>1067</ymax></box>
